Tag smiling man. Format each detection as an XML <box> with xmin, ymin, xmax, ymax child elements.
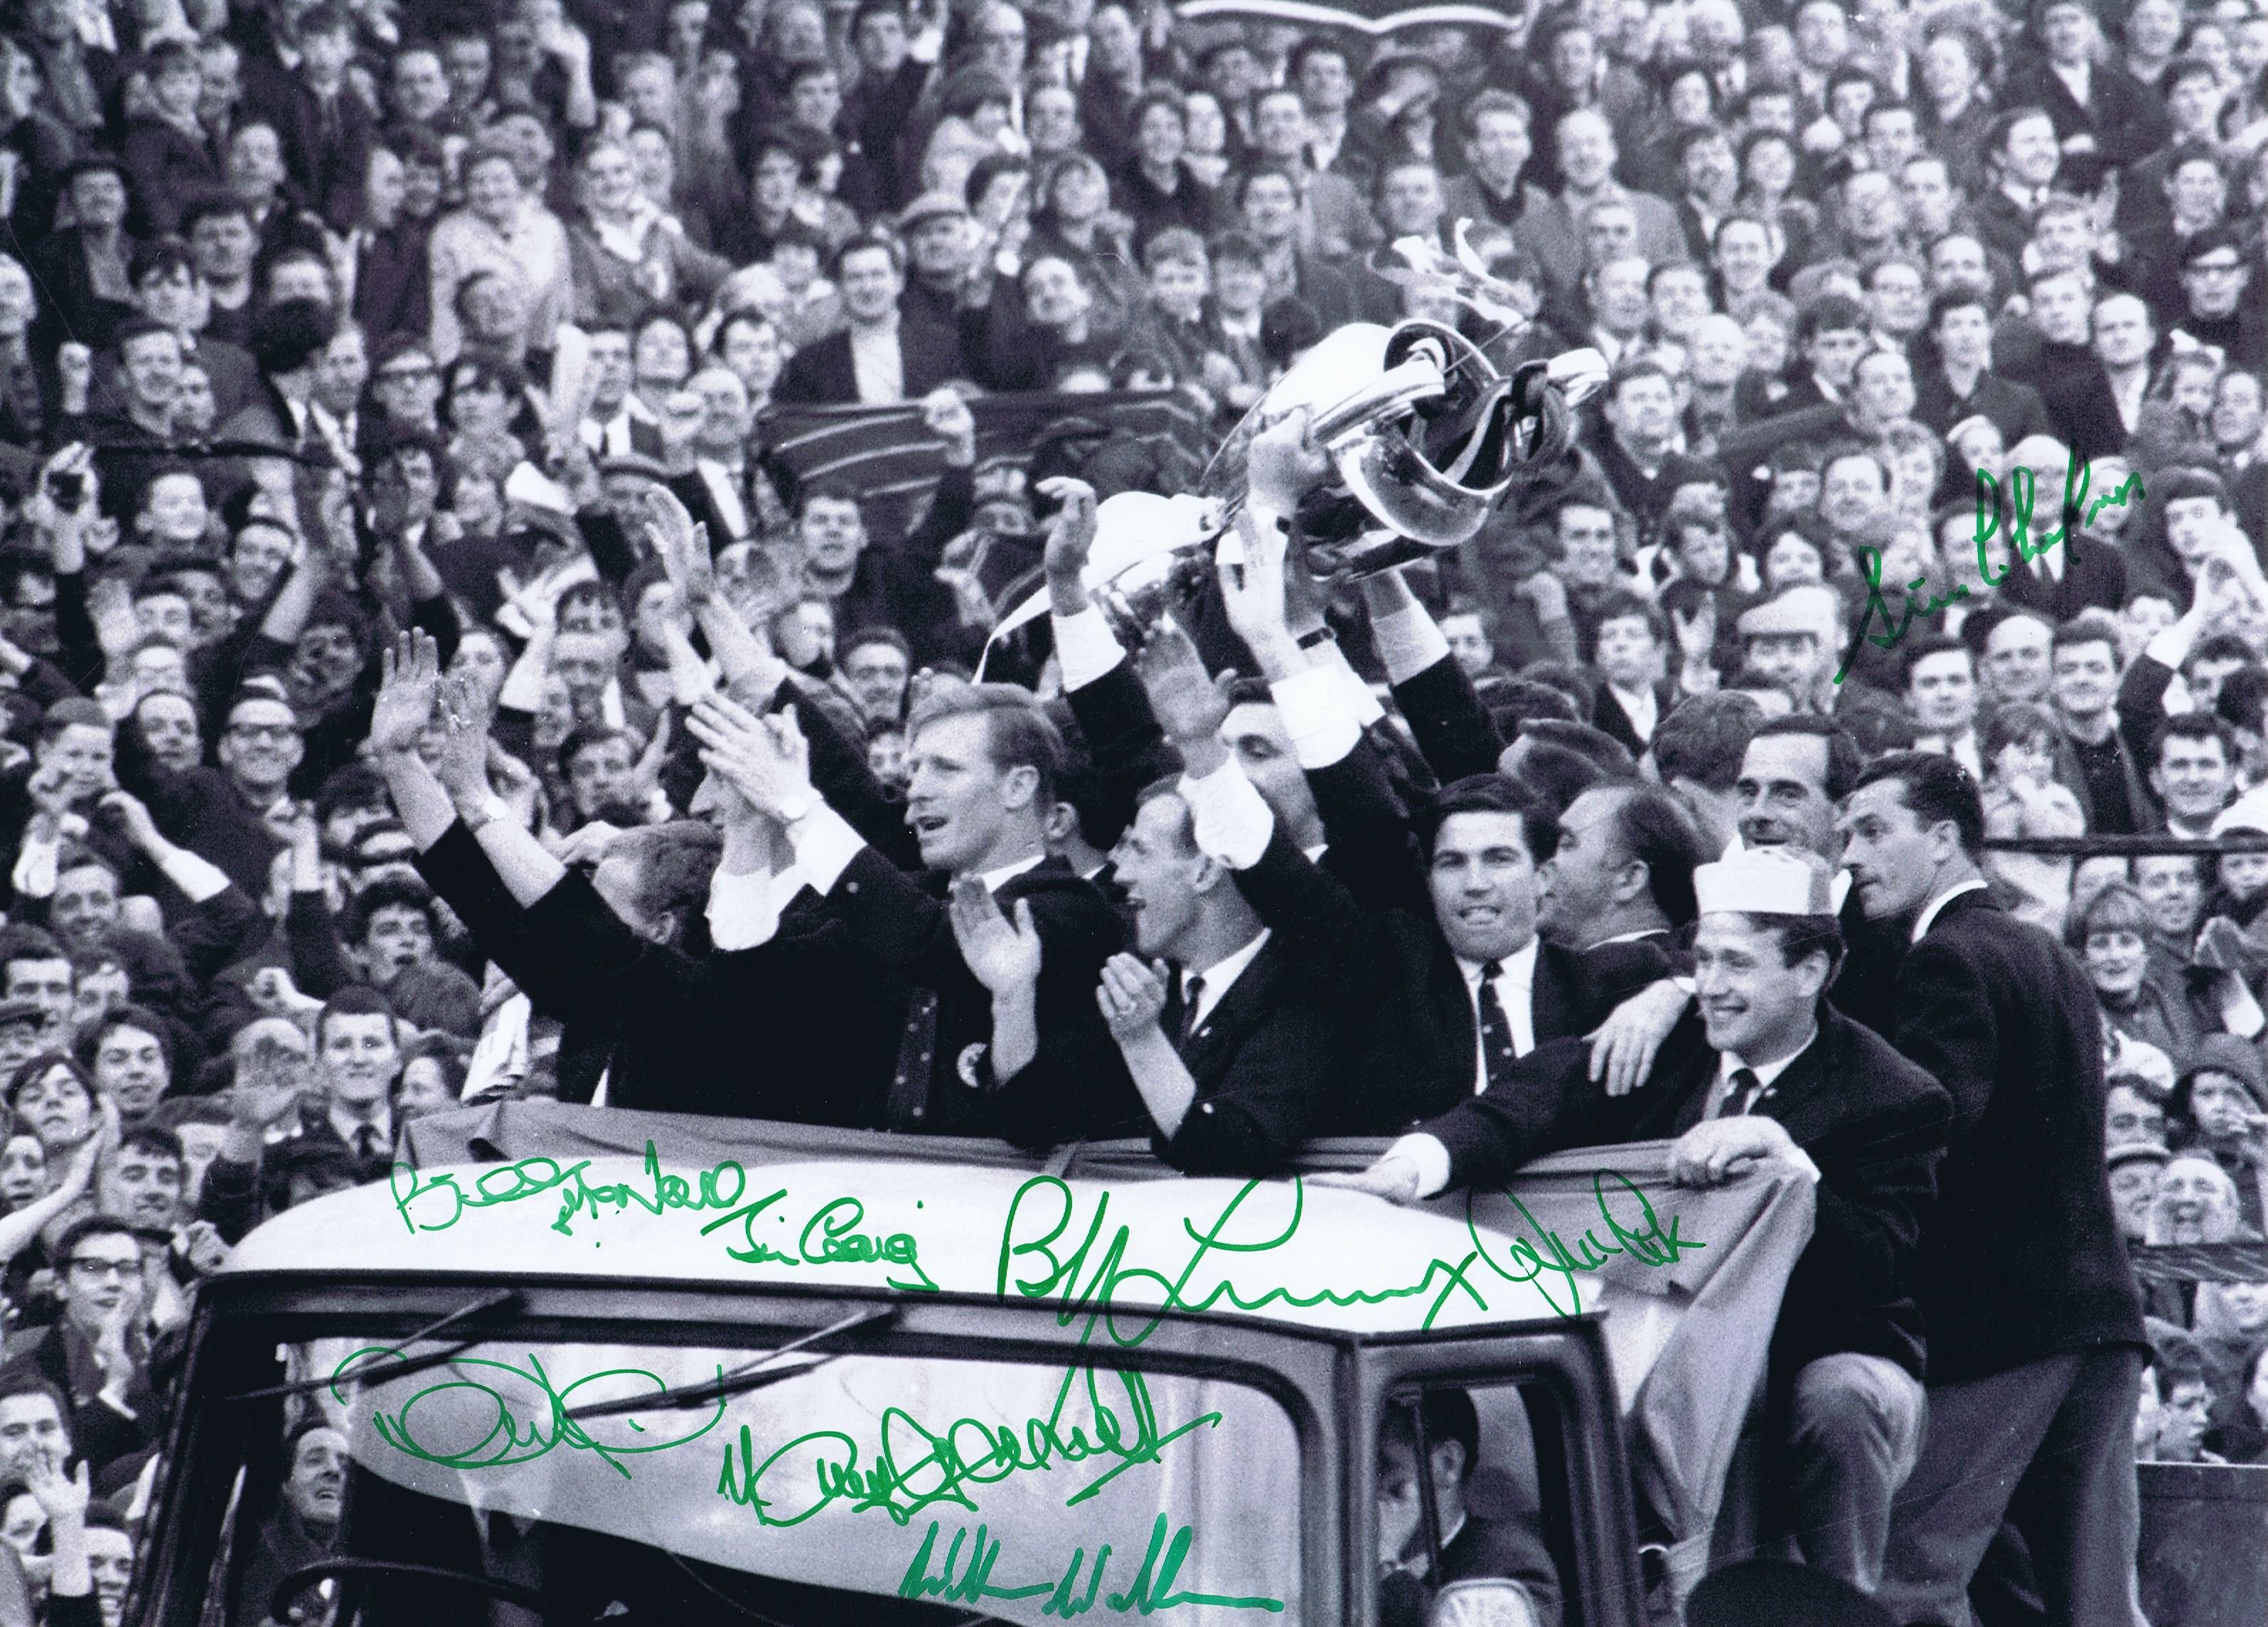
<box><xmin>230</xmin><ymin>1420</ymin><xmax>346</xmax><ymax>1627</ymax></box>
<box><xmin>0</xmin><ymin>1215</ymin><xmax>163</xmax><ymax>1478</ymax></box>
<box><xmin>1332</xmin><ymin>845</ymin><xmax>1951</xmax><ymax>1591</ymax></box>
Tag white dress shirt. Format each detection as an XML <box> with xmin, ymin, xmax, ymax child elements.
<box><xmin>1911</xmin><ymin>877</ymin><xmax>1990</xmax><ymax>943</ymax></box>
<box><xmin>1181</xmin><ymin>929</ymin><xmax>1271</xmax><ymax>1035</ymax></box>
<box><xmin>848</xmin><ymin>322</ymin><xmax>907</xmax><ymax>404</ymax></box>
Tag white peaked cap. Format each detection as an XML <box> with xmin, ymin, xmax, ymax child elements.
<box><xmin>1694</xmin><ymin>847</ymin><xmax>1837</xmax><ymax>917</ymax></box>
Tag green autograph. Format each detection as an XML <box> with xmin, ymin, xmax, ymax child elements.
<box><xmin>897</xmin><ymin>1515</ymin><xmax>1285</xmax><ymax>1615</ymax></box>
<box><xmin>1838</xmin><ymin>451</ymin><xmax>2146</xmax><ymax>683</ymax></box>
<box><xmin>390</xmin><ymin>1141</ymin><xmax>751</xmax><ymax>1237</ymax></box>
<box><xmin>346</xmin><ymin>1349</ymin><xmax>727</xmax><ymax>1480</ymax></box>
<box><xmin>996</xmin><ymin>1171</ymin><xmax>1702</xmax><ymax>1345</ymax></box>
<box><xmin>715</xmin><ymin>1360</ymin><xmax>1219</xmax><ymax>1527</ymax></box>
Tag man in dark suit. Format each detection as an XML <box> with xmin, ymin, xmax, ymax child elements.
<box><xmin>1984</xmin><ymin>433</ymin><xmax>2129</xmax><ymax>621</ymax></box>
<box><xmin>28</xmin><ymin>157</ymin><xmax>143</xmax><ymax>358</ymax></box>
<box><xmin>706</xmin><ymin>676</ymin><xmax>1136</xmax><ymax>1150</ymax></box>
<box><xmin>1910</xmin><ymin>285</ymin><xmax>2056</xmax><ymax>445</ymax></box>
<box><xmin>1092</xmin><ymin>780</ymin><xmax>1334</xmax><ymax>1174</ymax></box>
<box><xmin>2003</xmin><ymin>1</ymin><xmax>2166</xmax><ymax>193</ymax></box>
<box><xmin>1332</xmin><ymin>846</ymin><xmax>1952</xmax><ymax>1591</ymax></box>
<box><xmin>1536</xmin><ymin>779</ymin><xmax>1706</xmax><ymax>952</ymax></box>
<box><xmin>774</xmin><ymin>235</ymin><xmax>970</xmax><ymax>405</ymax></box>
<box><xmin>1836</xmin><ymin>753</ymin><xmax>2149</xmax><ymax>1626</ymax></box>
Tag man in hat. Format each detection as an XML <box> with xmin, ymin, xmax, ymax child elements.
<box><xmin>1832</xmin><ymin>751</ymin><xmax>2149</xmax><ymax>1624</ymax></box>
<box><xmin>29</xmin><ymin>155</ymin><xmax>142</xmax><ymax>358</ymax></box>
<box><xmin>1737</xmin><ymin>585</ymin><xmax>1842</xmax><ymax>715</ymax></box>
<box><xmin>0</xmin><ymin>997</ymin><xmax>47</xmax><ymax>1079</ymax></box>
<box><xmin>897</xmin><ymin>188</ymin><xmax>979</xmax><ymax>340</ymax></box>
<box><xmin>1327</xmin><ymin>845</ymin><xmax>1952</xmax><ymax>1589</ymax></box>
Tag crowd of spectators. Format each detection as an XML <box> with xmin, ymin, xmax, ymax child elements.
<box><xmin>0</xmin><ymin>0</ymin><xmax>2258</xmax><ymax>1616</ymax></box>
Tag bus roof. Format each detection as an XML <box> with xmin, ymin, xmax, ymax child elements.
<box><xmin>219</xmin><ymin>1153</ymin><xmax>1594</xmax><ymax>1339</ymax></box>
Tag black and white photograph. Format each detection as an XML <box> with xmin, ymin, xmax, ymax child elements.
<box><xmin>0</xmin><ymin>0</ymin><xmax>2245</xmax><ymax>1621</ymax></box>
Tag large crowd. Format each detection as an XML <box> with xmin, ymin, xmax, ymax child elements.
<box><xmin>0</xmin><ymin>0</ymin><xmax>2254</xmax><ymax>1620</ymax></box>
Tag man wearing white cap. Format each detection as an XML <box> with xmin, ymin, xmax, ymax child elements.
<box><xmin>1836</xmin><ymin>751</ymin><xmax>2149</xmax><ymax>1625</ymax></box>
<box><xmin>1736</xmin><ymin>585</ymin><xmax>1842</xmax><ymax>715</ymax></box>
<box><xmin>1325</xmin><ymin>846</ymin><xmax>1952</xmax><ymax>1590</ymax></box>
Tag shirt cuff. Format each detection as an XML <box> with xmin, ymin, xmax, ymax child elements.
<box><xmin>1268</xmin><ymin>664</ymin><xmax>1361</xmax><ymax>770</ymax></box>
<box><xmin>1052</xmin><ymin>605</ymin><xmax>1125</xmax><ymax>691</ymax></box>
<box><xmin>1178</xmin><ymin>757</ymin><xmax>1274</xmax><ymax>870</ymax></box>
<box><xmin>786</xmin><ymin>803</ymin><xmax>867</xmax><ymax>896</ymax></box>
<box><xmin>1385</xmin><ymin>1133</ymin><xmax>1453</xmax><ymax>1200</ymax></box>
<box><xmin>707</xmin><ymin>867</ymin><xmax>783</xmax><ymax>951</ymax></box>
<box><xmin>1324</xmin><ymin>641</ymin><xmax>1386</xmax><ymax>728</ymax></box>
<box><xmin>11</xmin><ymin>831</ymin><xmax>56</xmax><ymax>900</ymax></box>
<box><xmin>157</xmin><ymin>846</ymin><xmax>230</xmax><ymax>905</ymax></box>
<box><xmin>1371</xmin><ymin>601</ymin><xmax>1453</xmax><ymax>686</ymax></box>
<box><xmin>2143</xmin><ymin>626</ymin><xmax>2195</xmax><ymax>685</ymax></box>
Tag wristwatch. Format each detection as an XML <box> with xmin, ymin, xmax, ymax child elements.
<box><xmin>459</xmin><ymin>794</ymin><xmax>512</xmax><ymax>833</ymax></box>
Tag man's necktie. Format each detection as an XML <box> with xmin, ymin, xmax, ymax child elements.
<box><xmin>353</xmin><ymin>1125</ymin><xmax>380</xmax><ymax>1161</ymax></box>
<box><xmin>1174</xmin><ymin>974</ymin><xmax>1205</xmax><ymax>1048</ymax></box>
<box><xmin>886</xmin><ymin>988</ymin><xmax>940</xmax><ymax>1128</ymax></box>
<box><xmin>1476</xmin><ymin>961</ymin><xmax>1517</xmax><ymax>1092</ymax></box>
<box><xmin>1718</xmin><ymin>1067</ymin><xmax>1764</xmax><ymax>1119</ymax></box>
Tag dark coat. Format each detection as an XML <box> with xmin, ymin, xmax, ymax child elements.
<box><xmin>122</xmin><ymin>114</ymin><xmax>222</xmax><ymax>236</ymax></box>
<box><xmin>827</xmin><ymin>459</ymin><xmax>979</xmax><ymax>668</ymax></box>
<box><xmin>1423</xmin><ymin>1002</ymin><xmax>1953</xmax><ymax>1385</ymax></box>
<box><xmin>772</xmin><ymin>322</ymin><xmax>973</xmax><ymax>405</ymax></box>
<box><xmin>1147</xmin><ymin>934</ymin><xmax>1335</xmax><ymax>1174</ymax></box>
<box><xmin>1991</xmin><ymin>530</ymin><xmax>2129</xmax><ymax>622</ymax></box>
<box><xmin>820</xmin><ymin>849</ymin><xmax>1135</xmax><ymax>1148</ymax></box>
<box><xmin>1910</xmin><ymin>369</ymin><xmax>2057</xmax><ymax>447</ymax></box>
<box><xmin>1997</xmin><ymin>334</ymin><xmax>2129</xmax><ymax>462</ymax></box>
<box><xmin>27</xmin><ymin>227</ymin><xmax>143</xmax><ymax>353</ymax></box>
<box><xmin>1874</xmin><ymin>887</ymin><xmax>2148</xmax><ymax>1381</ymax></box>
<box><xmin>1230</xmin><ymin>821</ymin><xmax>1671</xmax><ymax>1133</ymax></box>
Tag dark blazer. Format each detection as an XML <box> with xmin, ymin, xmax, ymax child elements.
<box><xmin>1148</xmin><ymin>934</ymin><xmax>1335</xmax><ymax>1175</ymax></box>
<box><xmin>829</xmin><ymin>459</ymin><xmax>980</xmax><ymax>668</ymax></box>
<box><xmin>772</xmin><ymin>321</ymin><xmax>973</xmax><ymax>405</ymax></box>
<box><xmin>1991</xmin><ymin>530</ymin><xmax>2129</xmax><ymax>622</ymax></box>
<box><xmin>1590</xmin><ymin>680</ymin><xmax>1670</xmax><ymax>758</ymax></box>
<box><xmin>1231</xmin><ymin>821</ymin><xmax>1670</xmax><ymax>1133</ymax></box>
<box><xmin>1874</xmin><ymin>887</ymin><xmax>2147</xmax><ymax>1382</ymax></box>
<box><xmin>2004</xmin><ymin>59</ymin><xmax>2167</xmax><ymax>188</ymax></box>
<box><xmin>27</xmin><ymin>227</ymin><xmax>144</xmax><ymax>353</ymax></box>
<box><xmin>1910</xmin><ymin>369</ymin><xmax>2056</xmax><ymax>447</ymax></box>
<box><xmin>122</xmin><ymin>114</ymin><xmax>222</xmax><ymax>236</ymax></box>
<box><xmin>820</xmin><ymin>848</ymin><xmax>1135</xmax><ymax>1148</ymax></box>
<box><xmin>1423</xmin><ymin>1003</ymin><xmax>1953</xmax><ymax>1385</ymax></box>
<box><xmin>1997</xmin><ymin>334</ymin><xmax>2129</xmax><ymax>462</ymax></box>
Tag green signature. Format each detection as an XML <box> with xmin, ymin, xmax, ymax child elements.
<box><xmin>897</xmin><ymin>1515</ymin><xmax>1285</xmax><ymax>1615</ymax></box>
<box><xmin>715</xmin><ymin>1360</ymin><xmax>1219</xmax><ymax>1527</ymax></box>
<box><xmin>389</xmin><ymin>1141</ymin><xmax>752</xmax><ymax>1237</ymax></box>
<box><xmin>1837</xmin><ymin>451</ymin><xmax>2146</xmax><ymax>683</ymax></box>
<box><xmin>997</xmin><ymin>1171</ymin><xmax>1702</xmax><ymax>1345</ymax></box>
<box><xmin>697</xmin><ymin>1190</ymin><xmax>938</xmax><ymax>1293</ymax></box>
<box><xmin>344</xmin><ymin>1348</ymin><xmax>727</xmax><ymax>1480</ymax></box>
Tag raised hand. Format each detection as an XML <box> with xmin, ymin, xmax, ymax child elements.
<box><xmin>97</xmin><ymin>789</ymin><xmax>159</xmax><ymax>855</ymax></box>
<box><xmin>431</xmin><ymin>673</ymin><xmax>493</xmax><ymax>801</ymax></box>
<box><xmin>179</xmin><ymin>1220</ymin><xmax>230</xmax><ymax>1276</ymax></box>
<box><xmin>948</xmin><ymin>877</ymin><xmax>1042</xmax><ymax>995</ymax></box>
<box><xmin>921</xmin><ymin>387</ymin><xmax>978</xmax><ymax>465</ymax></box>
<box><xmin>22</xmin><ymin>1450</ymin><xmax>89</xmax><ymax>1525</ymax></box>
<box><xmin>1244</xmin><ymin>407</ymin><xmax>1328</xmax><ymax>515</ymax></box>
<box><xmin>1038</xmin><ymin>476</ymin><xmax>1098</xmax><ymax>613</ymax></box>
<box><xmin>1133</xmin><ymin>617</ymin><xmax>1229</xmax><ymax>744</ymax></box>
<box><xmin>1215</xmin><ymin>498</ymin><xmax>1298</xmax><ymax>676</ymax></box>
<box><xmin>640</xmin><ymin>484</ymin><xmax>715</xmax><ymax>604</ymax></box>
<box><xmin>1095</xmin><ymin>953</ymin><xmax>1169</xmax><ymax>1042</ymax></box>
<box><xmin>232</xmin><ymin>1038</ymin><xmax>311</xmax><ymax>1130</ymax></box>
<box><xmin>370</xmin><ymin>629</ymin><xmax>444</xmax><ymax>757</ymax></box>
<box><xmin>689</xmin><ymin>696</ymin><xmax>815</xmax><ymax>821</ymax></box>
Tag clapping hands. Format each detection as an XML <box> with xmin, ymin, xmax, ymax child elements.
<box><xmin>948</xmin><ymin>877</ymin><xmax>1042</xmax><ymax>995</ymax></box>
<box><xmin>687</xmin><ymin>694</ymin><xmax>815</xmax><ymax>821</ymax></box>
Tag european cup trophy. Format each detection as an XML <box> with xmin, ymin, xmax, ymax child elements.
<box><xmin>990</xmin><ymin>223</ymin><xmax>1610</xmax><ymax>649</ymax></box>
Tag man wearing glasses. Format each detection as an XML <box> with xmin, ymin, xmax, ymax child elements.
<box><xmin>2169</xmin><ymin>225</ymin><xmax>2265</xmax><ymax>368</ymax></box>
<box><xmin>0</xmin><ymin>1217</ymin><xmax>159</xmax><ymax>1483</ymax></box>
<box><xmin>142</xmin><ymin>686</ymin><xmax>304</xmax><ymax>900</ymax></box>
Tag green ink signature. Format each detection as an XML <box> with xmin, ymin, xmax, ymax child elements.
<box><xmin>698</xmin><ymin>1191</ymin><xmax>939</xmax><ymax>1293</ymax></box>
<box><xmin>997</xmin><ymin>1173</ymin><xmax>1702</xmax><ymax>1347</ymax></box>
<box><xmin>715</xmin><ymin>1360</ymin><xmax>1219</xmax><ymax>1527</ymax></box>
<box><xmin>346</xmin><ymin>1349</ymin><xmax>727</xmax><ymax>1480</ymax></box>
<box><xmin>1836</xmin><ymin>450</ymin><xmax>2145</xmax><ymax>683</ymax></box>
<box><xmin>897</xmin><ymin>1515</ymin><xmax>1285</xmax><ymax>1615</ymax></box>
<box><xmin>389</xmin><ymin>1141</ymin><xmax>751</xmax><ymax>1237</ymax></box>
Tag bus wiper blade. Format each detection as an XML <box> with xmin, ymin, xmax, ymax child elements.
<box><xmin>566</xmin><ymin>1305</ymin><xmax>899</xmax><ymax>1420</ymax></box>
<box><xmin>225</xmin><ymin>1289</ymin><xmax>525</xmax><ymax>1401</ymax></box>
